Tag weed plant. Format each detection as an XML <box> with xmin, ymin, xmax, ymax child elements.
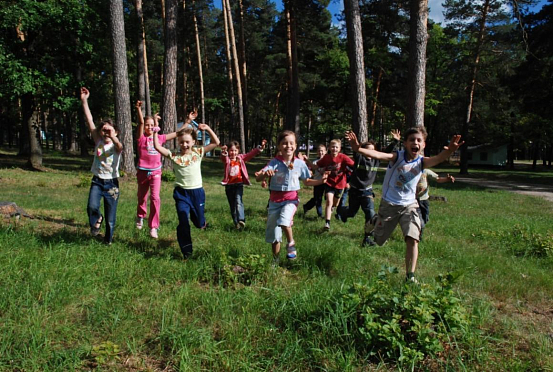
<box><xmin>0</xmin><ymin>149</ymin><xmax>552</xmax><ymax>371</ymax></box>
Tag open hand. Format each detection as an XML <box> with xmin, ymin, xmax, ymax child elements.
<box><xmin>390</xmin><ymin>129</ymin><xmax>401</xmax><ymax>141</ymax></box>
<box><xmin>443</xmin><ymin>135</ymin><xmax>464</xmax><ymax>153</ymax></box>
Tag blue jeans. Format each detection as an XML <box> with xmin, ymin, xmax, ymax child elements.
<box><xmin>87</xmin><ymin>176</ymin><xmax>119</xmax><ymax>243</ymax></box>
<box><xmin>225</xmin><ymin>183</ymin><xmax>245</xmax><ymax>225</ymax></box>
<box><xmin>337</xmin><ymin>188</ymin><xmax>375</xmax><ymax>224</ymax></box>
<box><xmin>173</xmin><ymin>187</ymin><xmax>206</xmax><ymax>257</ymax></box>
<box><xmin>303</xmin><ymin>184</ymin><xmax>324</xmax><ymax>217</ymax></box>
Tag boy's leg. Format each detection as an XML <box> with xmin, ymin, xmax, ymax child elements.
<box><xmin>102</xmin><ymin>178</ymin><xmax>120</xmax><ymax>244</ymax></box>
<box><xmin>173</xmin><ymin>188</ymin><xmax>193</xmax><ymax>257</ymax></box>
<box><xmin>225</xmin><ymin>185</ymin><xmax>238</xmax><ymax>225</ymax></box>
<box><xmin>360</xmin><ymin>190</ymin><xmax>376</xmax><ymax>245</ymax></box>
<box><xmin>148</xmin><ymin>171</ymin><xmax>162</xmax><ymax>229</ymax></box>
<box><xmin>373</xmin><ymin>201</ymin><xmax>402</xmax><ymax>246</ymax></box>
<box><xmin>136</xmin><ymin>170</ymin><xmax>149</xmax><ymax>221</ymax></box>
<box><xmin>324</xmin><ymin>192</ymin><xmax>334</xmax><ymax>221</ymax></box>
<box><xmin>314</xmin><ymin>185</ymin><xmax>324</xmax><ymax>217</ymax></box>
<box><xmin>405</xmin><ymin>237</ymin><xmax>419</xmax><ymax>274</ymax></box>
<box><xmin>338</xmin><ymin>188</ymin><xmax>362</xmax><ymax>223</ymax></box>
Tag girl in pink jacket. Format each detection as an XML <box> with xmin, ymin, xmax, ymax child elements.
<box><xmin>220</xmin><ymin>139</ymin><xmax>267</xmax><ymax>230</ymax></box>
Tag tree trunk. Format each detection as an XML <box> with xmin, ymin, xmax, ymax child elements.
<box><xmin>224</xmin><ymin>0</ymin><xmax>245</xmax><ymax>151</ymax></box>
<box><xmin>161</xmin><ymin>0</ymin><xmax>178</xmax><ymax>139</ymax></box>
<box><xmin>22</xmin><ymin>93</ymin><xmax>42</xmax><ymax>169</ymax></box>
<box><xmin>407</xmin><ymin>0</ymin><xmax>428</xmax><ymax>129</ymax></box>
<box><xmin>110</xmin><ymin>0</ymin><xmax>135</xmax><ymax>176</ymax></box>
<box><xmin>222</xmin><ymin>0</ymin><xmax>236</xmax><ymax>134</ymax></box>
<box><xmin>193</xmin><ymin>1</ymin><xmax>206</xmax><ymax>124</ymax></box>
<box><xmin>238</xmin><ymin>0</ymin><xmax>249</xmax><ymax>143</ymax></box>
<box><xmin>460</xmin><ymin>0</ymin><xmax>489</xmax><ymax>175</ymax></box>
<box><xmin>344</xmin><ymin>0</ymin><xmax>368</xmax><ymax>142</ymax></box>
<box><xmin>135</xmin><ymin>0</ymin><xmax>150</xmax><ymax>115</ymax></box>
<box><xmin>369</xmin><ymin>67</ymin><xmax>383</xmax><ymax>132</ymax></box>
<box><xmin>285</xmin><ymin>0</ymin><xmax>300</xmax><ymax>136</ymax></box>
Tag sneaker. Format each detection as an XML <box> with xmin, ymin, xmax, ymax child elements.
<box><xmin>406</xmin><ymin>274</ymin><xmax>419</xmax><ymax>284</ymax></box>
<box><xmin>362</xmin><ymin>236</ymin><xmax>376</xmax><ymax>247</ymax></box>
<box><xmin>150</xmin><ymin>228</ymin><xmax>158</xmax><ymax>239</ymax></box>
<box><xmin>324</xmin><ymin>221</ymin><xmax>330</xmax><ymax>231</ymax></box>
<box><xmin>136</xmin><ymin>217</ymin><xmax>144</xmax><ymax>230</ymax></box>
<box><xmin>237</xmin><ymin>221</ymin><xmax>245</xmax><ymax>231</ymax></box>
<box><xmin>286</xmin><ymin>242</ymin><xmax>297</xmax><ymax>260</ymax></box>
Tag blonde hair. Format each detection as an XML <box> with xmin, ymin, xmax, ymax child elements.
<box><xmin>330</xmin><ymin>139</ymin><xmax>341</xmax><ymax>147</ymax></box>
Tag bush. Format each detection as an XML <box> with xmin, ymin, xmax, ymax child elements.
<box><xmin>311</xmin><ymin>267</ymin><xmax>470</xmax><ymax>367</ymax></box>
<box><xmin>478</xmin><ymin>225</ymin><xmax>553</xmax><ymax>258</ymax></box>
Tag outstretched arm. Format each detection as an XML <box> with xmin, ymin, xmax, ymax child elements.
<box><xmin>80</xmin><ymin>87</ymin><xmax>99</xmax><ymax>142</ymax></box>
<box><xmin>198</xmin><ymin>124</ymin><xmax>220</xmax><ymax>153</ymax></box>
<box><xmin>153</xmin><ymin>132</ymin><xmax>171</xmax><ymax>158</ymax></box>
<box><xmin>437</xmin><ymin>174</ymin><xmax>455</xmax><ymax>183</ymax></box>
<box><xmin>346</xmin><ymin>130</ymin><xmax>395</xmax><ymax>162</ymax></box>
<box><xmin>423</xmin><ymin>135</ymin><xmax>464</xmax><ymax>168</ymax></box>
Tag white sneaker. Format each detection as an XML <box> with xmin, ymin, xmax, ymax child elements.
<box><xmin>150</xmin><ymin>228</ymin><xmax>158</xmax><ymax>239</ymax></box>
<box><xmin>136</xmin><ymin>217</ymin><xmax>144</xmax><ymax>230</ymax></box>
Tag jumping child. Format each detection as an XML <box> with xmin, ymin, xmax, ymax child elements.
<box><xmin>256</xmin><ymin>131</ymin><xmax>326</xmax><ymax>263</ymax></box>
<box><xmin>346</xmin><ymin>127</ymin><xmax>463</xmax><ymax>282</ymax></box>
<box><xmin>153</xmin><ymin>124</ymin><xmax>220</xmax><ymax>259</ymax></box>
<box><xmin>220</xmin><ymin>139</ymin><xmax>267</xmax><ymax>230</ymax></box>
<box><xmin>80</xmin><ymin>87</ymin><xmax>124</xmax><ymax>245</ymax></box>
<box><xmin>315</xmin><ymin>139</ymin><xmax>354</xmax><ymax>231</ymax></box>
<box><xmin>302</xmin><ymin>144</ymin><xmax>327</xmax><ymax>218</ymax></box>
<box><xmin>134</xmin><ymin>101</ymin><xmax>178</xmax><ymax>238</ymax></box>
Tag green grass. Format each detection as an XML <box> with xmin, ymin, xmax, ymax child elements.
<box><xmin>0</xmin><ymin>149</ymin><xmax>552</xmax><ymax>371</ymax></box>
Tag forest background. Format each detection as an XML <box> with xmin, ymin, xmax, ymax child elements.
<box><xmin>0</xmin><ymin>0</ymin><xmax>552</xmax><ymax>173</ymax></box>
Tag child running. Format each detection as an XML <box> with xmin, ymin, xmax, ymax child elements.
<box><xmin>80</xmin><ymin>87</ymin><xmax>123</xmax><ymax>245</ymax></box>
<box><xmin>416</xmin><ymin>169</ymin><xmax>455</xmax><ymax>240</ymax></box>
<box><xmin>346</xmin><ymin>127</ymin><xmax>463</xmax><ymax>282</ymax></box>
<box><xmin>301</xmin><ymin>144</ymin><xmax>327</xmax><ymax>218</ymax></box>
<box><xmin>256</xmin><ymin>131</ymin><xmax>326</xmax><ymax>263</ymax></box>
<box><xmin>316</xmin><ymin>139</ymin><xmax>354</xmax><ymax>231</ymax></box>
<box><xmin>135</xmin><ymin>101</ymin><xmax>178</xmax><ymax>238</ymax></box>
<box><xmin>220</xmin><ymin>139</ymin><xmax>267</xmax><ymax>230</ymax></box>
<box><xmin>153</xmin><ymin>124</ymin><xmax>220</xmax><ymax>259</ymax></box>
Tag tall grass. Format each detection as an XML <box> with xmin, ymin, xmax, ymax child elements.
<box><xmin>0</xmin><ymin>150</ymin><xmax>552</xmax><ymax>371</ymax></box>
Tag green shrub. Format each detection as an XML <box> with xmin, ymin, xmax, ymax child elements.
<box><xmin>478</xmin><ymin>225</ymin><xmax>553</xmax><ymax>258</ymax></box>
<box><xmin>314</xmin><ymin>267</ymin><xmax>470</xmax><ymax>367</ymax></box>
<box><xmin>161</xmin><ymin>171</ymin><xmax>175</xmax><ymax>182</ymax></box>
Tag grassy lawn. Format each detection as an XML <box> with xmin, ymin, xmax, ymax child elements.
<box><xmin>0</xmin><ymin>148</ymin><xmax>552</xmax><ymax>371</ymax></box>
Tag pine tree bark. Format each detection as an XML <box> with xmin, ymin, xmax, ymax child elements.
<box><xmin>135</xmin><ymin>0</ymin><xmax>151</xmax><ymax>115</ymax></box>
<box><xmin>238</xmin><ymin>0</ymin><xmax>248</xmax><ymax>141</ymax></box>
<box><xmin>224</xmin><ymin>0</ymin><xmax>245</xmax><ymax>151</ymax></box>
<box><xmin>460</xmin><ymin>0</ymin><xmax>489</xmax><ymax>174</ymax></box>
<box><xmin>406</xmin><ymin>0</ymin><xmax>428</xmax><ymax>129</ymax></box>
<box><xmin>22</xmin><ymin>93</ymin><xmax>42</xmax><ymax>169</ymax></box>
<box><xmin>285</xmin><ymin>0</ymin><xmax>300</xmax><ymax>136</ymax></box>
<box><xmin>193</xmin><ymin>1</ymin><xmax>206</xmax><ymax>124</ymax></box>
<box><xmin>161</xmin><ymin>0</ymin><xmax>178</xmax><ymax>139</ymax></box>
<box><xmin>222</xmin><ymin>0</ymin><xmax>236</xmax><ymax>133</ymax></box>
<box><xmin>344</xmin><ymin>0</ymin><xmax>368</xmax><ymax>142</ymax></box>
<box><xmin>110</xmin><ymin>0</ymin><xmax>135</xmax><ymax>176</ymax></box>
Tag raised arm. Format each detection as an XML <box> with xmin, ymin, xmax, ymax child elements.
<box><xmin>423</xmin><ymin>135</ymin><xmax>464</xmax><ymax>169</ymax></box>
<box><xmin>153</xmin><ymin>132</ymin><xmax>171</xmax><ymax>158</ymax></box>
<box><xmin>105</xmin><ymin>124</ymin><xmax>123</xmax><ymax>153</ymax></box>
<box><xmin>197</xmin><ymin>124</ymin><xmax>220</xmax><ymax>153</ymax></box>
<box><xmin>135</xmin><ymin>100</ymin><xmax>144</xmax><ymax>139</ymax></box>
<box><xmin>80</xmin><ymin>87</ymin><xmax>99</xmax><ymax>142</ymax></box>
<box><xmin>345</xmin><ymin>130</ymin><xmax>395</xmax><ymax>162</ymax></box>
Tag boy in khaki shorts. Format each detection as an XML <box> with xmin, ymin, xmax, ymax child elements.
<box><xmin>346</xmin><ymin>128</ymin><xmax>463</xmax><ymax>282</ymax></box>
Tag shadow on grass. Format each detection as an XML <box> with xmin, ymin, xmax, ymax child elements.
<box><xmin>0</xmin><ymin>149</ymin><xmax>92</xmax><ymax>172</ymax></box>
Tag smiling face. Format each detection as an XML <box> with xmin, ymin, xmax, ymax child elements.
<box><xmin>228</xmin><ymin>145</ymin><xmax>240</xmax><ymax>160</ymax></box>
<box><xmin>177</xmin><ymin>133</ymin><xmax>195</xmax><ymax>155</ymax></box>
<box><xmin>278</xmin><ymin>134</ymin><xmax>297</xmax><ymax>160</ymax></box>
<box><xmin>317</xmin><ymin>145</ymin><xmax>327</xmax><ymax>159</ymax></box>
<box><xmin>329</xmin><ymin>140</ymin><xmax>341</xmax><ymax>157</ymax></box>
<box><xmin>404</xmin><ymin>132</ymin><xmax>426</xmax><ymax>160</ymax></box>
<box><xmin>143</xmin><ymin>117</ymin><xmax>155</xmax><ymax>136</ymax></box>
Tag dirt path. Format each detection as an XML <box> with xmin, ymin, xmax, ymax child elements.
<box><xmin>455</xmin><ymin>176</ymin><xmax>553</xmax><ymax>203</ymax></box>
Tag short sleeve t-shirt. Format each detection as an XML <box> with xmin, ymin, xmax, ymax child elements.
<box><xmin>168</xmin><ymin>147</ymin><xmax>205</xmax><ymax>189</ymax></box>
<box><xmin>137</xmin><ymin>134</ymin><xmax>167</xmax><ymax>170</ymax></box>
<box><xmin>316</xmin><ymin>153</ymin><xmax>354</xmax><ymax>189</ymax></box>
<box><xmin>262</xmin><ymin>156</ymin><xmax>311</xmax><ymax>202</ymax></box>
<box><xmin>91</xmin><ymin>139</ymin><xmax>121</xmax><ymax>179</ymax></box>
